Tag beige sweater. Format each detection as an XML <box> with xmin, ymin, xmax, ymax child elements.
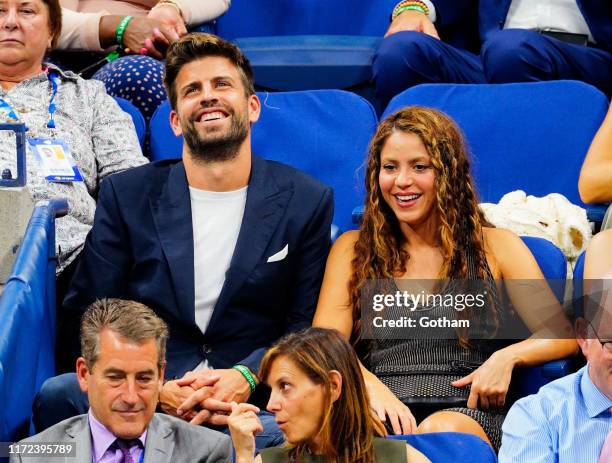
<box><xmin>59</xmin><ymin>0</ymin><xmax>231</xmax><ymax>51</ymax></box>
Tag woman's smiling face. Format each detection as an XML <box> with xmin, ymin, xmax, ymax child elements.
<box><xmin>378</xmin><ymin>130</ymin><xmax>437</xmax><ymax>231</ymax></box>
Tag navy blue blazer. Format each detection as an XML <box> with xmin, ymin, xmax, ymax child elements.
<box><xmin>63</xmin><ymin>155</ymin><xmax>333</xmax><ymax>379</ymax></box>
<box><xmin>431</xmin><ymin>0</ymin><xmax>611</xmax><ymax>52</ymax></box>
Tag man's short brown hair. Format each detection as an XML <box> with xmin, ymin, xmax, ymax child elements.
<box><xmin>164</xmin><ymin>33</ymin><xmax>255</xmax><ymax>110</ymax></box>
<box><xmin>80</xmin><ymin>298</ymin><xmax>169</xmax><ymax>370</ymax></box>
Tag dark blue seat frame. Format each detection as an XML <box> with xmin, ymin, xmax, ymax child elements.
<box><xmin>0</xmin><ymin>199</ymin><xmax>67</xmax><ymax>441</ymax></box>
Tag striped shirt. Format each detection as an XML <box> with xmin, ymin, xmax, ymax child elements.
<box><xmin>499</xmin><ymin>365</ymin><xmax>612</xmax><ymax>463</ymax></box>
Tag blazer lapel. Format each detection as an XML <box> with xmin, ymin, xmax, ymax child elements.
<box><xmin>64</xmin><ymin>416</ymin><xmax>92</xmax><ymax>463</ymax></box>
<box><xmin>150</xmin><ymin>162</ymin><xmax>195</xmax><ymax>324</ymax></box>
<box><xmin>142</xmin><ymin>415</ymin><xmax>175</xmax><ymax>462</ymax></box>
<box><xmin>208</xmin><ymin>155</ymin><xmax>293</xmax><ymax>330</ymax></box>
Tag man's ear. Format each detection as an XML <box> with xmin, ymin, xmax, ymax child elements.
<box><xmin>248</xmin><ymin>93</ymin><xmax>261</xmax><ymax>124</ymax></box>
<box><xmin>158</xmin><ymin>361</ymin><xmax>167</xmax><ymax>390</ymax></box>
<box><xmin>76</xmin><ymin>357</ymin><xmax>90</xmax><ymax>394</ymax></box>
<box><xmin>328</xmin><ymin>370</ymin><xmax>343</xmax><ymax>403</ymax></box>
<box><xmin>575</xmin><ymin>317</ymin><xmax>590</xmax><ymax>357</ymax></box>
<box><xmin>169</xmin><ymin>110</ymin><xmax>183</xmax><ymax>137</ymax></box>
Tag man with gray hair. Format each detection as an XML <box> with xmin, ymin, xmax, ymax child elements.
<box><xmin>11</xmin><ymin>299</ymin><xmax>231</xmax><ymax>462</ymax></box>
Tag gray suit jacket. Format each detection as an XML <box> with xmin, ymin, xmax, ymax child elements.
<box><xmin>9</xmin><ymin>413</ymin><xmax>232</xmax><ymax>462</ymax></box>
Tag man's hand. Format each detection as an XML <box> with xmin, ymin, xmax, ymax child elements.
<box><xmin>159</xmin><ymin>374</ymin><xmax>220</xmax><ymax>421</ymax></box>
<box><xmin>385</xmin><ymin>10</ymin><xmax>440</xmax><ymax>39</ymax></box>
<box><xmin>147</xmin><ymin>4</ymin><xmax>188</xmax><ymax>38</ymax></box>
<box><xmin>176</xmin><ymin>368</ymin><xmax>255</xmax><ymax>425</ymax></box>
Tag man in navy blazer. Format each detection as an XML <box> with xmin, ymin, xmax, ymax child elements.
<box><xmin>36</xmin><ymin>33</ymin><xmax>333</xmax><ymax>451</ymax></box>
<box><xmin>375</xmin><ymin>0</ymin><xmax>612</xmax><ymax>106</ymax></box>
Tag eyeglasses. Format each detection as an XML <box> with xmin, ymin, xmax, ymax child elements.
<box><xmin>588</xmin><ymin>321</ymin><xmax>612</xmax><ymax>353</ymax></box>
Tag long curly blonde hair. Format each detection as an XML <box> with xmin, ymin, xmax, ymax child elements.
<box><xmin>349</xmin><ymin>106</ymin><xmax>496</xmax><ymax>345</ymax></box>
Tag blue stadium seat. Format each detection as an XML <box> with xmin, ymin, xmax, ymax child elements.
<box><xmin>149</xmin><ymin>90</ymin><xmax>378</xmax><ymax>233</ymax></box>
<box><xmin>382</xmin><ymin>81</ymin><xmax>610</xmax><ymax>222</ymax></box>
<box><xmin>113</xmin><ymin>97</ymin><xmax>146</xmax><ymax>150</ymax></box>
<box><xmin>521</xmin><ymin>236</ymin><xmax>566</xmax><ymax>301</ymax></box>
<box><xmin>0</xmin><ymin>198</ymin><xmax>67</xmax><ymax>441</ymax></box>
<box><xmin>214</xmin><ymin>0</ymin><xmax>395</xmax><ymax>92</ymax></box>
<box><xmin>516</xmin><ymin>236</ymin><xmax>573</xmax><ymax>396</ymax></box>
<box><xmin>388</xmin><ymin>432</ymin><xmax>497</xmax><ymax>463</ymax></box>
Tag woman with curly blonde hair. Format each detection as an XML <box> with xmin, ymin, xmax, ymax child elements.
<box><xmin>313</xmin><ymin>106</ymin><xmax>577</xmax><ymax>451</ymax></box>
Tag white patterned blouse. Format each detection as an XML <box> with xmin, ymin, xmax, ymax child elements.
<box><xmin>0</xmin><ymin>63</ymin><xmax>148</xmax><ymax>273</ymax></box>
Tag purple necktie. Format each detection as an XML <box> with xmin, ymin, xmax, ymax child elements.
<box><xmin>599</xmin><ymin>430</ymin><xmax>612</xmax><ymax>463</ymax></box>
<box><xmin>115</xmin><ymin>439</ymin><xmax>140</xmax><ymax>463</ymax></box>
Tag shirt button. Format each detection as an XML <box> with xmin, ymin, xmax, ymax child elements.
<box><xmin>202</xmin><ymin>344</ymin><xmax>212</xmax><ymax>355</ymax></box>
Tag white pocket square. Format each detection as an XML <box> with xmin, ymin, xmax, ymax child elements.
<box><xmin>267</xmin><ymin>244</ymin><xmax>288</xmax><ymax>263</ymax></box>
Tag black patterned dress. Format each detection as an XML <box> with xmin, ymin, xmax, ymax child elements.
<box><xmin>361</xmin><ymin>251</ymin><xmax>511</xmax><ymax>451</ymax></box>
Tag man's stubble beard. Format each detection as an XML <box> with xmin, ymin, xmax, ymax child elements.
<box><xmin>183</xmin><ymin>106</ymin><xmax>250</xmax><ymax>164</ymax></box>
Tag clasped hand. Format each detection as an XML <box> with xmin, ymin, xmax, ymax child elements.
<box><xmin>159</xmin><ymin>368</ymin><xmax>252</xmax><ymax>425</ymax></box>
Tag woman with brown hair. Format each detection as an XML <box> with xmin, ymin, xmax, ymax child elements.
<box><xmin>312</xmin><ymin>106</ymin><xmax>577</xmax><ymax>451</ymax></box>
<box><xmin>228</xmin><ymin>327</ymin><xmax>429</xmax><ymax>463</ymax></box>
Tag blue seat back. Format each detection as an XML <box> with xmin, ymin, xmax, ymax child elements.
<box><xmin>216</xmin><ymin>0</ymin><xmax>394</xmax><ymax>38</ymax></box>
<box><xmin>215</xmin><ymin>1</ymin><xmax>394</xmax><ymax>92</ymax></box>
<box><xmin>0</xmin><ymin>199</ymin><xmax>67</xmax><ymax>441</ymax></box>
<box><xmin>521</xmin><ymin>236</ymin><xmax>567</xmax><ymax>301</ymax></box>
<box><xmin>383</xmin><ymin>81</ymin><xmax>609</xmax><ymax>210</ymax></box>
<box><xmin>149</xmin><ymin>90</ymin><xmax>377</xmax><ymax>233</ymax></box>
<box><xmin>516</xmin><ymin>237</ymin><xmax>572</xmax><ymax>395</ymax></box>
<box><xmin>388</xmin><ymin>433</ymin><xmax>497</xmax><ymax>463</ymax></box>
<box><xmin>113</xmin><ymin>97</ymin><xmax>146</xmax><ymax>150</ymax></box>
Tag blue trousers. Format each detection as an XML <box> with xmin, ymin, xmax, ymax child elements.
<box><xmin>34</xmin><ymin>373</ymin><xmax>285</xmax><ymax>451</ymax></box>
<box><xmin>373</xmin><ymin>28</ymin><xmax>612</xmax><ymax>107</ymax></box>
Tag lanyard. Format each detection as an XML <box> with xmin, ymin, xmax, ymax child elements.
<box><xmin>0</xmin><ymin>98</ymin><xmax>18</xmax><ymax>121</ymax></box>
<box><xmin>47</xmin><ymin>71</ymin><xmax>59</xmax><ymax>129</ymax></box>
<box><xmin>0</xmin><ymin>70</ymin><xmax>60</xmax><ymax>129</ymax></box>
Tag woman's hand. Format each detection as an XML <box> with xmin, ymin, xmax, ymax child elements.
<box><xmin>228</xmin><ymin>402</ymin><xmax>263</xmax><ymax>463</ymax></box>
<box><xmin>148</xmin><ymin>4</ymin><xmax>188</xmax><ymax>38</ymax></box>
<box><xmin>451</xmin><ymin>350</ymin><xmax>516</xmax><ymax>409</ymax></box>
<box><xmin>364</xmin><ymin>370</ymin><xmax>417</xmax><ymax>435</ymax></box>
<box><xmin>122</xmin><ymin>17</ymin><xmax>180</xmax><ymax>58</ymax></box>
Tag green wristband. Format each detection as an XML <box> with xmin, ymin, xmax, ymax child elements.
<box><xmin>233</xmin><ymin>365</ymin><xmax>257</xmax><ymax>392</ymax></box>
<box><xmin>115</xmin><ymin>15</ymin><xmax>133</xmax><ymax>49</ymax></box>
<box><xmin>393</xmin><ymin>5</ymin><xmax>427</xmax><ymax>20</ymax></box>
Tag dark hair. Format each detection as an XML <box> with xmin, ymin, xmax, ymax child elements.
<box><xmin>42</xmin><ymin>0</ymin><xmax>62</xmax><ymax>49</ymax></box>
<box><xmin>164</xmin><ymin>32</ymin><xmax>255</xmax><ymax>110</ymax></box>
<box><xmin>260</xmin><ymin>328</ymin><xmax>386</xmax><ymax>463</ymax></box>
<box><xmin>80</xmin><ymin>298</ymin><xmax>169</xmax><ymax>370</ymax></box>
